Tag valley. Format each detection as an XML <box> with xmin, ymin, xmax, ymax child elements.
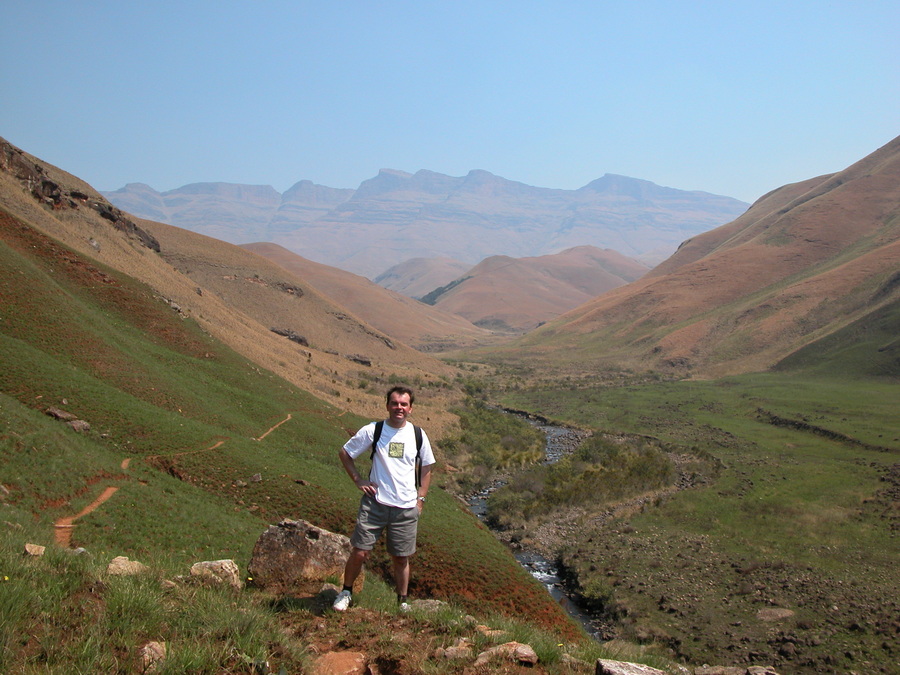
<box><xmin>1</xmin><ymin>133</ymin><xmax>898</xmax><ymax>673</ymax></box>
<box><xmin>483</xmin><ymin>371</ymin><xmax>899</xmax><ymax>673</ymax></box>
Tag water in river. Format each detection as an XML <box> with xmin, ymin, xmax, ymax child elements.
<box><xmin>465</xmin><ymin>415</ymin><xmax>605</xmax><ymax>639</ymax></box>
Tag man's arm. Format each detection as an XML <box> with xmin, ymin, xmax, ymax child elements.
<box><xmin>339</xmin><ymin>447</ymin><xmax>377</xmax><ymax>496</ymax></box>
<box><xmin>417</xmin><ymin>463</ymin><xmax>433</xmax><ymax>511</ymax></box>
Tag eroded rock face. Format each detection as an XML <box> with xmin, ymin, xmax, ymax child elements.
<box><xmin>0</xmin><ymin>137</ymin><xmax>160</xmax><ymax>252</ymax></box>
<box><xmin>247</xmin><ymin>519</ymin><xmax>364</xmax><ymax>594</ymax></box>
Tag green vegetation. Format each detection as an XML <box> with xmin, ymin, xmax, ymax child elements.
<box><xmin>495</xmin><ymin>371</ymin><xmax>899</xmax><ymax>672</ymax></box>
<box><xmin>4</xmin><ymin>203</ymin><xmax>897</xmax><ymax>672</ymax></box>
<box><xmin>437</xmin><ymin>399</ymin><xmax>546</xmax><ymax>493</ymax></box>
<box><xmin>419</xmin><ymin>276</ymin><xmax>471</xmax><ymax>305</ymax></box>
<box><xmin>486</xmin><ymin>433</ymin><xmax>705</xmax><ymax>530</ymax></box>
<box><xmin>0</xmin><ymin>217</ymin><xmax>598</xmax><ymax>672</ymax></box>
<box><xmin>0</xmin><ymin>527</ymin><xmax>302</xmax><ymax>672</ymax></box>
<box><xmin>1</xmin><ymin>520</ymin><xmax>680</xmax><ymax>673</ymax></box>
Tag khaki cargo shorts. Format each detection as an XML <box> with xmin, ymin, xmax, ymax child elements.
<box><xmin>350</xmin><ymin>494</ymin><xmax>420</xmax><ymax>557</ymax></box>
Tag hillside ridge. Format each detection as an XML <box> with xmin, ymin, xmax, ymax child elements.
<box><xmin>498</xmin><ymin>134</ymin><xmax>900</xmax><ymax>378</ymax></box>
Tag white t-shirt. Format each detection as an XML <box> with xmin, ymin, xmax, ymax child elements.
<box><xmin>343</xmin><ymin>421</ymin><xmax>436</xmax><ymax>508</ymax></box>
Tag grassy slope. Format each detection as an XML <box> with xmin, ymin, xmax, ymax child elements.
<box><xmin>0</xmin><ymin>209</ymin><xmax>580</xmax><ymax>643</ymax></box>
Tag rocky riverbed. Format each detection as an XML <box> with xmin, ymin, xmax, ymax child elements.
<box><xmin>464</xmin><ymin>416</ymin><xmax>603</xmax><ymax>635</ymax></box>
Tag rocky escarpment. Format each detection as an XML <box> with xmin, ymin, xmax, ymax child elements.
<box><xmin>0</xmin><ymin>137</ymin><xmax>160</xmax><ymax>252</ymax></box>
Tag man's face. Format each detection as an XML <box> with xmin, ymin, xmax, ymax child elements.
<box><xmin>386</xmin><ymin>392</ymin><xmax>413</xmax><ymax>426</ymax></box>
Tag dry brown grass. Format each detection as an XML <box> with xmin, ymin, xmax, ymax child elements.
<box><xmin>495</xmin><ymin>135</ymin><xmax>900</xmax><ymax>378</ymax></box>
<box><xmin>0</xmin><ymin>143</ymin><xmax>466</xmax><ymax>437</ymax></box>
<box><xmin>240</xmin><ymin>241</ymin><xmax>497</xmax><ymax>351</ymax></box>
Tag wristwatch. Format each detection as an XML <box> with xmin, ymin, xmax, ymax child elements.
<box><xmin>417</xmin><ymin>496</ymin><xmax>426</xmax><ymax>502</ymax></box>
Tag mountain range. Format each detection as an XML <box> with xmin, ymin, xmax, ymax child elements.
<box><xmin>499</xmin><ymin>135</ymin><xmax>900</xmax><ymax>378</ymax></box>
<box><xmin>419</xmin><ymin>246</ymin><xmax>649</xmax><ymax>331</ymax></box>
<box><xmin>8</xmin><ymin>131</ymin><xmax>898</xmax><ymax>382</ymax></box>
<box><xmin>103</xmin><ymin>170</ymin><xmax>749</xmax><ymax>279</ymax></box>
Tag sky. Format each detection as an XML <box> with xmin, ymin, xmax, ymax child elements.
<box><xmin>2</xmin><ymin>1</ymin><xmax>898</xmax><ymax>204</ymax></box>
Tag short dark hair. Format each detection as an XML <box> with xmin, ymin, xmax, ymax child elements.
<box><xmin>386</xmin><ymin>385</ymin><xmax>415</xmax><ymax>406</ymax></box>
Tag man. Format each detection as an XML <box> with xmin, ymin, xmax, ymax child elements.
<box><xmin>332</xmin><ymin>385</ymin><xmax>435</xmax><ymax>612</ymax></box>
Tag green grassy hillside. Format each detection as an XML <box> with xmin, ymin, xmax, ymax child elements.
<box><xmin>493</xmin><ymin>366</ymin><xmax>898</xmax><ymax>673</ymax></box>
<box><xmin>773</xmin><ymin>295</ymin><xmax>900</xmax><ymax>379</ymax></box>
<box><xmin>0</xmin><ymin>208</ymin><xmax>586</xmax><ymax>667</ymax></box>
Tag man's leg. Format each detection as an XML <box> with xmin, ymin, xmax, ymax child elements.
<box><xmin>385</xmin><ymin>504</ymin><xmax>418</xmax><ymax>608</ymax></box>
<box><xmin>342</xmin><ymin>547</ymin><xmax>369</xmax><ymax>589</ymax></box>
<box><xmin>333</xmin><ymin>547</ymin><xmax>369</xmax><ymax>611</ymax></box>
<box><xmin>391</xmin><ymin>555</ymin><xmax>410</xmax><ymax>597</ymax></box>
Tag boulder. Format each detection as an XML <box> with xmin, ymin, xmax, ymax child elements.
<box><xmin>137</xmin><ymin>641</ymin><xmax>166</xmax><ymax>673</ymax></box>
<box><xmin>473</xmin><ymin>641</ymin><xmax>538</xmax><ymax>667</ymax></box>
<box><xmin>107</xmin><ymin>556</ymin><xmax>150</xmax><ymax>576</ymax></box>
<box><xmin>308</xmin><ymin>651</ymin><xmax>366</xmax><ymax>675</ymax></box>
<box><xmin>434</xmin><ymin>637</ymin><xmax>473</xmax><ymax>660</ymax></box>
<box><xmin>46</xmin><ymin>406</ymin><xmax>77</xmax><ymax>421</ymax></box>
<box><xmin>596</xmin><ymin>660</ymin><xmax>669</xmax><ymax>675</ymax></box>
<box><xmin>190</xmin><ymin>559</ymin><xmax>242</xmax><ymax>590</ymax></box>
<box><xmin>24</xmin><ymin>543</ymin><xmax>46</xmax><ymax>556</ymax></box>
<box><xmin>247</xmin><ymin>519</ymin><xmax>363</xmax><ymax>595</ymax></box>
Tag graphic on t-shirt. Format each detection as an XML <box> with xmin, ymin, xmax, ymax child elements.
<box><xmin>388</xmin><ymin>441</ymin><xmax>404</xmax><ymax>458</ymax></box>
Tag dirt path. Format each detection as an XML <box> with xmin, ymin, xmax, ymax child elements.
<box><xmin>54</xmin><ymin>485</ymin><xmax>121</xmax><ymax>548</ymax></box>
<box><xmin>53</xmin><ymin>458</ymin><xmax>133</xmax><ymax>547</ymax></box>
<box><xmin>51</xmin><ymin>410</ymin><xmax>324</xmax><ymax>547</ymax></box>
<box><xmin>256</xmin><ymin>413</ymin><xmax>292</xmax><ymax>441</ymax></box>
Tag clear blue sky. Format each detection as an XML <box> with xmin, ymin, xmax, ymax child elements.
<box><xmin>2</xmin><ymin>1</ymin><xmax>897</xmax><ymax>203</ymax></box>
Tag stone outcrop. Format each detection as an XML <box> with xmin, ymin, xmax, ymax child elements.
<box><xmin>107</xmin><ymin>556</ymin><xmax>150</xmax><ymax>576</ymax></box>
<box><xmin>137</xmin><ymin>641</ymin><xmax>167</xmax><ymax>674</ymax></box>
<box><xmin>44</xmin><ymin>406</ymin><xmax>91</xmax><ymax>432</ymax></box>
<box><xmin>189</xmin><ymin>559</ymin><xmax>243</xmax><ymax>590</ymax></box>
<box><xmin>0</xmin><ymin>137</ymin><xmax>160</xmax><ymax>252</ymax></box>
<box><xmin>473</xmin><ymin>641</ymin><xmax>539</xmax><ymax>667</ymax></box>
<box><xmin>247</xmin><ymin>519</ymin><xmax>363</xmax><ymax>595</ymax></box>
<box><xmin>596</xmin><ymin>660</ymin><xmax>669</xmax><ymax>675</ymax></box>
<box><xmin>270</xmin><ymin>327</ymin><xmax>309</xmax><ymax>346</ymax></box>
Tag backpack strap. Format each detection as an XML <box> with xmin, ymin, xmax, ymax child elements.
<box><xmin>369</xmin><ymin>420</ymin><xmax>384</xmax><ymax>460</ymax></box>
<box><xmin>413</xmin><ymin>424</ymin><xmax>423</xmax><ymax>489</ymax></box>
<box><xmin>369</xmin><ymin>421</ymin><xmax>424</xmax><ymax>488</ymax></box>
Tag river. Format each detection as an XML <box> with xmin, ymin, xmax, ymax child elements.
<box><xmin>465</xmin><ymin>413</ymin><xmax>606</xmax><ymax>640</ymax></box>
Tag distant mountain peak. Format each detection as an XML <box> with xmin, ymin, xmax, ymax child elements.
<box><xmin>104</xmin><ymin>167</ymin><xmax>749</xmax><ymax>277</ymax></box>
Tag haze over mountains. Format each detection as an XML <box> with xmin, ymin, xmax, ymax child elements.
<box><xmin>103</xmin><ymin>170</ymin><xmax>749</xmax><ymax>280</ymax></box>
